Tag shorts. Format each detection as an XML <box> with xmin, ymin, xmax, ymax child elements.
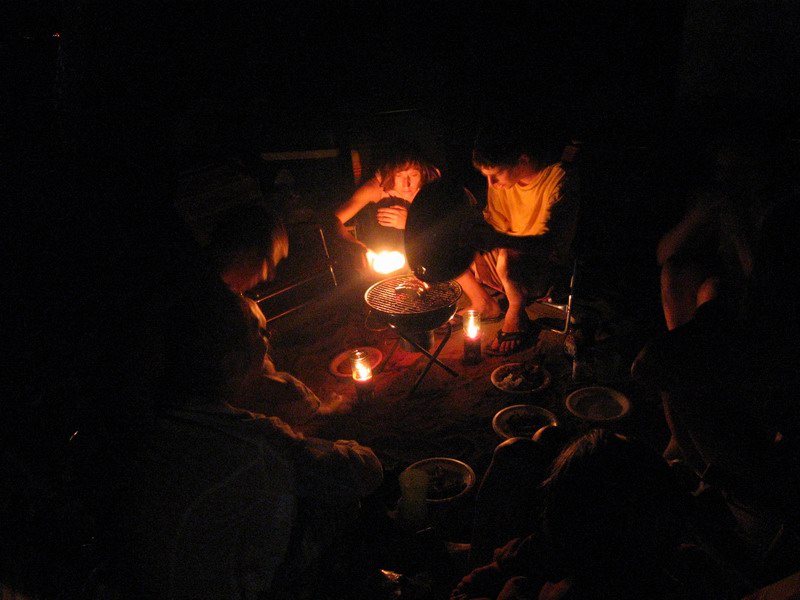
<box><xmin>472</xmin><ymin>248</ymin><xmax>557</xmax><ymax>299</ymax></box>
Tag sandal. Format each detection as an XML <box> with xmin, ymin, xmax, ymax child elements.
<box><xmin>485</xmin><ymin>327</ymin><xmax>536</xmax><ymax>357</ymax></box>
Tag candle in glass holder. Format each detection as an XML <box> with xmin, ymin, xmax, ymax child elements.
<box><xmin>462</xmin><ymin>310</ymin><xmax>482</xmax><ymax>364</ymax></box>
<box><xmin>350</xmin><ymin>349</ymin><xmax>375</xmax><ymax>402</ymax></box>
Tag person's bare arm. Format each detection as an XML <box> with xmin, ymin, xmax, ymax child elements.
<box><xmin>656</xmin><ymin>190</ymin><xmax>721</xmax><ymax>266</ymax></box>
<box><xmin>334</xmin><ymin>177</ymin><xmax>383</xmax><ymax>249</ymax></box>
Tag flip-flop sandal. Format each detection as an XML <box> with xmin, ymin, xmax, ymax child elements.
<box><xmin>485</xmin><ymin>328</ymin><xmax>536</xmax><ymax>357</ymax></box>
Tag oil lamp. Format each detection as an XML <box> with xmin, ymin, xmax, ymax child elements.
<box><xmin>367</xmin><ymin>249</ymin><xmax>406</xmax><ymax>275</ymax></box>
<box><xmin>462</xmin><ymin>309</ymin><xmax>482</xmax><ymax>364</ymax></box>
<box><xmin>350</xmin><ymin>349</ymin><xmax>375</xmax><ymax>402</ymax></box>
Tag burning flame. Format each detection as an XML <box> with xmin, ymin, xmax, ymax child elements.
<box><xmin>350</xmin><ymin>349</ymin><xmax>374</xmax><ymax>381</ymax></box>
<box><xmin>352</xmin><ymin>361</ymin><xmax>373</xmax><ymax>381</ymax></box>
<box><xmin>367</xmin><ymin>250</ymin><xmax>406</xmax><ymax>275</ymax></box>
<box><xmin>463</xmin><ymin>310</ymin><xmax>481</xmax><ymax>339</ymax></box>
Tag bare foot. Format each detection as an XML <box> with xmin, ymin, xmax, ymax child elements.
<box><xmin>457</xmin><ymin>297</ymin><xmax>504</xmax><ymax>321</ymax></box>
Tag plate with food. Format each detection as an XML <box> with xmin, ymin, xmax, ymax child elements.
<box><xmin>491</xmin><ymin>362</ymin><xmax>551</xmax><ymax>394</ymax></box>
<box><xmin>565</xmin><ymin>386</ymin><xmax>631</xmax><ymax>422</ymax></box>
<box><xmin>402</xmin><ymin>457</ymin><xmax>476</xmax><ymax>503</ymax></box>
<box><xmin>492</xmin><ymin>404</ymin><xmax>559</xmax><ymax>439</ymax></box>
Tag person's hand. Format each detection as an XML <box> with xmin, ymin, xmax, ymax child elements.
<box><xmin>376</xmin><ymin>205</ymin><xmax>408</xmax><ymax>229</ymax></box>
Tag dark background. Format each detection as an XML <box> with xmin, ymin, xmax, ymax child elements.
<box><xmin>6</xmin><ymin>0</ymin><xmax>798</xmax><ymax>384</ymax></box>
<box><xmin>2</xmin><ymin>0</ymin><xmax>799</xmax><ymax>595</ymax></box>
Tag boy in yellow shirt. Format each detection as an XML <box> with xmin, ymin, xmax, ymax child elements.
<box><xmin>462</xmin><ymin>119</ymin><xmax>579</xmax><ymax>355</ymax></box>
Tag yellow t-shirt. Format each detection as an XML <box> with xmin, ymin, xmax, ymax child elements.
<box><xmin>483</xmin><ymin>162</ymin><xmax>566</xmax><ymax>236</ymax></box>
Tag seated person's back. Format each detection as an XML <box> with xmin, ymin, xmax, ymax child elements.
<box><xmin>108</xmin><ymin>283</ymin><xmax>383</xmax><ymax>599</ymax></box>
<box><xmin>118</xmin><ymin>408</ymin><xmax>296</xmax><ymax>599</ymax></box>
<box><xmin>204</xmin><ymin>203</ymin><xmax>321</xmax><ymax>426</ymax></box>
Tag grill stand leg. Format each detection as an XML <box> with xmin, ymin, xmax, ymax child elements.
<box><xmin>376</xmin><ymin>339</ymin><xmax>399</xmax><ymax>375</ymax></box>
<box><xmin>385</xmin><ymin>324</ymin><xmax>458</xmax><ymax>398</ymax></box>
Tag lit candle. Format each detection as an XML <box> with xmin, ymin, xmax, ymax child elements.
<box><xmin>462</xmin><ymin>309</ymin><xmax>482</xmax><ymax>364</ymax></box>
<box><xmin>350</xmin><ymin>349</ymin><xmax>375</xmax><ymax>402</ymax></box>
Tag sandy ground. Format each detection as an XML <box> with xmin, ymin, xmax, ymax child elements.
<box><xmin>264</xmin><ymin>273</ymin><xmax>670</xmax><ymax>544</ymax></box>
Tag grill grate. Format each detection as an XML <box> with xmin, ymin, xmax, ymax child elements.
<box><xmin>365</xmin><ymin>275</ymin><xmax>461</xmax><ymax>315</ymax></box>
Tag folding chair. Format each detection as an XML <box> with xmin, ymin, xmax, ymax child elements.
<box><xmin>247</xmin><ymin>219</ymin><xmax>338</xmax><ymax>323</ymax></box>
<box><xmin>533</xmin><ymin>258</ymin><xmax>578</xmax><ymax>335</ymax></box>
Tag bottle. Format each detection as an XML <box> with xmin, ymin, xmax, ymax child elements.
<box><xmin>564</xmin><ymin>329</ymin><xmax>593</xmax><ymax>382</ymax></box>
<box><xmin>397</xmin><ymin>468</ymin><xmax>429</xmax><ymax>531</ymax></box>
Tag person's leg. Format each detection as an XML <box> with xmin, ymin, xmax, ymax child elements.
<box><xmin>661</xmin><ymin>259</ymin><xmax>712</xmax><ymax>331</ymax></box>
<box><xmin>489</xmin><ymin>250</ymin><xmax>534</xmax><ymax>354</ymax></box>
<box><xmin>696</xmin><ymin>276</ymin><xmax>721</xmax><ymax>308</ymax></box>
<box><xmin>455</xmin><ymin>268</ymin><xmax>504</xmax><ymax>320</ymax></box>
<box><xmin>662</xmin><ymin>390</ymin><xmax>706</xmax><ymax>474</ymax></box>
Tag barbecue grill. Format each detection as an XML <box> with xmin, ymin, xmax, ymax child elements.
<box><xmin>365</xmin><ymin>274</ymin><xmax>462</xmax><ymax>397</ymax></box>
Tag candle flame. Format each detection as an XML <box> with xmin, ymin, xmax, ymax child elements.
<box><xmin>350</xmin><ymin>349</ymin><xmax>373</xmax><ymax>381</ymax></box>
<box><xmin>367</xmin><ymin>250</ymin><xmax>406</xmax><ymax>274</ymax></box>
<box><xmin>464</xmin><ymin>310</ymin><xmax>481</xmax><ymax>339</ymax></box>
<box><xmin>353</xmin><ymin>361</ymin><xmax>373</xmax><ymax>381</ymax></box>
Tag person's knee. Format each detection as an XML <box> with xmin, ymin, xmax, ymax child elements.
<box><xmin>696</xmin><ymin>277</ymin><xmax>720</xmax><ymax>307</ymax></box>
<box><xmin>661</xmin><ymin>259</ymin><xmax>710</xmax><ymax>300</ymax></box>
<box><xmin>660</xmin><ymin>259</ymin><xmax>679</xmax><ymax>287</ymax></box>
<box><xmin>495</xmin><ymin>248</ymin><xmax>511</xmax><ymax>279</ymax></box>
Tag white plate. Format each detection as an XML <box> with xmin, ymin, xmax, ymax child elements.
<box><xmin>328</xmin><ymin>347</ymin><xmax>383</xmax><ymax>378</ymax></box>
<box><xmin>402</xmin><ymin>457</ymin><xmax>476</xmax><ymax>503</ymax></box>
<box><xmin>491</xmin><ymin>363</ymin><xmax>551</xmax><ymax>394</ymax></box>
<box><xmin>492</xmin><ymin>404</ymin><xmax>559</xmax><ymax>439</ymax></box>
<box><xmin>565</xmin><ymin>386</ymin><xmax>631</xmax><ymax>421</ymax></box>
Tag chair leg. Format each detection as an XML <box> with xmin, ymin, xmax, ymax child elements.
<box><xmin>316</xmin><ymin>226</ymin><xmax>338</xmax><ymax>287</ymax></box>
<box><xmin>558</xmin><ymin>260</ymin><xmax>577</xmax><ymax>334</ymax></box>
<box><xmin>535</xmin><ymin>259</ymin><xmax>577</xmax><ymax>335</ymax></box>
<box><xmin>253</xmin><ymin>223</ymin><xmax>341</xmax><ymax>323</ymax></box>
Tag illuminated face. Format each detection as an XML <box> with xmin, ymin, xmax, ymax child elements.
<box><xmin>479</xmin><ymin>163</ymin><xmax>526</xmax><ymax>190</ymax></box>
<box><xmin>391</xmin><ymin>166</ymin><xmax>423</xmax><ymax>198</ymax></box>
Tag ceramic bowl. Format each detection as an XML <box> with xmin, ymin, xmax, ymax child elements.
<box><xmin>565</xmin><ymin>386</ymin><xmax>631</xmax><ymax>422</ymax></box>
<box><xmin>401</xmin><ymin>457</ymin><xmax>476</xmax><ymax>504</ymax></box>
<box><xmin>491</xmin><ymin>363</ymin><xmax>551</xmax><ymax>395</ymax></box>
